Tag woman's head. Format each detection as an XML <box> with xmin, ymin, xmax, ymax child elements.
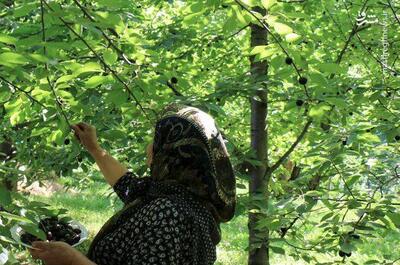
<box><xmin>148</xmin><ymin>103</ymin><xmax>236</xmax><ymax>222</ymax></box>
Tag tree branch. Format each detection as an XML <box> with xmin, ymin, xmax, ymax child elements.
<box><xmin>71</xmin><ymin>0</ymin><xmax>134</xmax><ymax>65</ymax></box>
<box><xmin>268</xmin><ymin>119</ymin><xmax>312</xmax><ymax>174</ymax></box>
<box><xmin>332</xmin><ymin>162</ymin><xmax>356</xmax><ymax>199</ymax></box>
<box><xmin>0</xmin><ymin>76</ymin><xmax>46</xmax><ymax>108</ymax></box>
<box><xmin>41</xmin><ymin>0</ymin><xmax>71</xmax><ymax>127</ymax></box>
<box><xmin>166</xmin><ymin>81</ymin><xmax>183</xmax><ymax>97</ymax></box>
<box><xmin>387</xmin><ymin>0</ymin><xmax>400</xmax><ymax>26</ymax></box>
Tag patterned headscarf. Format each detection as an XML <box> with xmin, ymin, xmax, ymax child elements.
<box><xmin>150</xmin><ymin>103</ymin><xmax>236</xmax><ymax>222</ymax></box>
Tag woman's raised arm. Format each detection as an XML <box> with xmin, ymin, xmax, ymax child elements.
<box><xmin>70</xmin><ymin>122</ymin><xmax>128</xmax><ymax>186</ymax></box>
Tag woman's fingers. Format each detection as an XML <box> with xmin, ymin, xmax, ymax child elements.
<box><xmin>32</xmin><ymin>241</ymin><xmax>49</xmax><ymax>249</ymax></box>
<box><xmin>74</xmin><ymin>132</ymin><xmax>81</xmax><ymax>142</ymax></box>
<box><xmin>70</xmin><ymin>125</ymin><xmax>82</xmax><ymax>133</ymax></box>
<box><xmin>29</xmin><ymin>241</ymin><xmax>48</xmax><ymax>259</ymax></box>
<box><xmin>70</xmin><ymin>125</ymin><xmax>82</xmax><ymax>142</ymax></box>
<box><xmin>77</xmin><ymin>122</ymin><xmax>91</xmax><ymax>131</ymax></box>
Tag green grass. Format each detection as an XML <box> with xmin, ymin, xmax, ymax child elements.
<box><xmin>21</xmin><ymin>178</ymin><xmax>400</xmax><ymax>265</ymax></box>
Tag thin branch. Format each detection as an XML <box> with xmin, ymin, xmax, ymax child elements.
<box><xmin>387</xmin><ymin>0</ymin><xmax>400</xmax><ymax>25</ymax></box>
<box><xmin>333</xmin><ymin>0</ymin><xmax>370</xmax><ymax>66</ymax></box>
<box><xmin>325</xmin><ymin>8</ymin><xmax>346</xmax><ymax>41</ymax></box>
<box><xmin>41</xmin><ymin>0</ymin><xmax>151</xmax><ymax>123</ymax></box>
<box><xmin>46</xmin><ymin>77</ymin><xmax>72</xmax><ymax>128</ymax></box>
<box><xmin>280</xmin><ymin>216</ymin><xmax>299</xmax><ymax>238</ymax></box>
<box><xmin>41</xmin><ymin>0</ymin><xmax>71</xmax><ymax>128</ymax></box>
<box><xmin>332</xmin><ymin>163</ymin><xmax>356</xmax><ymax>199</ymax></box>
<box><xmin>378</xmin><ymin>98</ymin><xmax>400</xmax><ymax>120</ymax></box>
<box><xmin>227</xmin><ymin>24</ymin><xmax>250</xmax><ymax>38</ymax></box>
<box><xmin>354</xmin><ymin>33</ymin><xmax>399</xmax><ymax>76</ymax></box>
<box><xmin>0</xmin><ymin>76</ymin><xmax>46</xmax><ymax>108</ymax></box>
<box><xmin>268</xmin><ymin>119</ymin><xmax>312</xmax><ymax>174</ymax></box>
<box><xmin>71</xmin><ymin>0</ymin><xmax>134</xmax><ymax>65</ymax></box>
<box><xmin>335</xmin><ymin>25</ymin><xmax>357</xmax><ymax>65</ymax></box>
<box><xmin>282</xmin><ymin>238</ymin><xmax>323</xmax><ymax>251</ymax></box>
<box><xmin>166</xmin><ymin>81</ymin><xmax>183</xmax><ymax>97</ymax></box>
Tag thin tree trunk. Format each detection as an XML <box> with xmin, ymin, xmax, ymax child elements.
<box><xmin>248</xmin><ymin>6</ymin><xmax>269</xmax><ymax>265</ymax></box>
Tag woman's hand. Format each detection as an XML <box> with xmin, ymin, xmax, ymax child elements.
<box><xmin>29</xmin><ymin>241</ymin><xmax>83</xmax><ymax>265</ymax></box>
<box><xmin>70</xmin><ymin>122</ymin><xmax>101</xmax><ymax>155</ymax></box>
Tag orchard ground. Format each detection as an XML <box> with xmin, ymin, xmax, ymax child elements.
<box><xmin>13</xmin><ymin>172</ymin><xmax>399</xmax><ymax>265</ymax></box>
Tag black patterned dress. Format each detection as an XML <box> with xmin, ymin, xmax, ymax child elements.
<box><xmin>87</xmin><ymin>171</ymin><xmax>220</xmax><ymax>265</ymax></box>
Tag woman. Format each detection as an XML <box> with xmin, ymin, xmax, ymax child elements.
<box><xmin>30</xmin><ymin>103</ymin><xmax>236</xmax><ymax>265</ymax></box>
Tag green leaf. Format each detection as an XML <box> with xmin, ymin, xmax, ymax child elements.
<box><xmin>318</xmin><ymin>63</ymin><xmax>346</xmax><ymax>74</ymax></box>
<box><xmin>30</xmin><ymin>127</ymin><xmax>49</xmax><ymax>137</ymax></box>
<box><xmin>223</xmin><ymin>14</ymin><xmax>238</xmax><ymax>33</ymax></box>
<box><xmin>0</xmin><ymin>34</ymin><xmax>17</xmax><ymax>45</ymax></box>
<box><xmin>320</xmin><ymin>212</ymin><xmax>334</xmax><ymax>222</ymax></box>
<box><xmin>0</xmin><ymin>186</ymin><xmax>11</xmax><ymax>206</ymax></box>
<box><xmin>240</xmin><ymin>0</ymin><xmax>259</xmax><ymax>6</ymax></box>
<box><xmin>84</xmin><ymin>75</ymin><xmax>112</xmax><ymax>88</ymax></box>
<box><xmin>28</xmin><ymin>54</ymin><xmax>49</xmax><ymax>63</ymax></box>
<box><xmin>285</xmin><ymin>33</ymin><xmax>301</xmax><ymax>42</ymax></box>
<box><xmin>261</xmin><ymin>0</ymin><xmax>277</xmax><ymax>9</ymax></box>
<box><xmin>103</xmin><ymin>50</ymin><xmax>118</xmax><ymax>65</ymax></box>
<box><xmin>96</xmin><ymin>0</ymin><xmax>130</xmax><ymax>8</ymax></box>
<box><xmin>339</xmin><ymin>240</ymin><xmax>354</xmax><ymax>254</ymax></box>
<box><xmin>105</xmin><ymin>88</ymin><xmax>127</xmax><ymax>106</ymax></box>
<box><xmin>189</xmin><ymin>2</ymin><xmax>203</xmax><ymax>12</ymax></box>
<box><xmin>102</xmin><ymin>129</ymin><xmax>126</xmax><ymax>140</ymax></box>
<box><xmin>19</xmin><ymin>223</ymin><xmax>46</xmax><ymax>241</ymax></box>
<box><xmin>48</xmin><ymin>129</ymin><xmax>63</xmax><ymax>146</ymax></box>
<box><xmin>13</xmin><ymin>2</ymin><xmax>38</xmax><ymax>18</ymax></box>
<box><xmin>56</xmin><ymin>75</ymin><xmax>76</xmax><ymax>85</ymax></box>
<box><xmin>183</xmin><ymin>11</ymin><xmax>205</xmax><ymax>26</ymax></box>
<box><xmin>74</xmin><ymin>62</ymin><xmax>103</xmax><ymax>76</ymax></box>
<box><xmin>305</xmin><ymin>190</ymin><xmax>322</xmax><ymax>197</ymax></box>
<box><xmin>309</xmin><ymin>103</ymin><xmax>331</xmax><ymax>120</ymax></box>
<box><xmin>357</xmin><ymin>133</ymin><xmax>381</xmax><ymax>143</ymax></box>
<box><xmin>232</xmin><ymin>5</ymin><xmax>248</xmax><ymax>26</ymax></box>
<box><xmin>273</xmin><ymin>22</ymin><xmax>293</xmax><ymax>35</ymax></box>
<box><xmin>365</xmin><ymin>261</ymin><xmax>380</xmax><ymax>265</ymax></box>
<box><xmin>270</xmin><ymin>245</ymin><xmax>285</xmax><ymax>255</ymax></box>
<box><xmin>386</xmin><ymin>212</ymin><xmax>400</xmax><ymax>227</ymax></box>
<box><xmin>325</xmin><ymin>97</ymin><xmax>347</xmax><ymax>108</ymax></box>
<box><xmin>249</xmin><ymin>45</ymin><xmax>277</xmax><ymax>60</ymax></box>
<box><xmin>0</xmin><ymin>52</ymin><xmax>29</xmax><ymax>65</ymax></box>
<box><xmin>346</xmin><ymin>175</ymin><xmax>361</xmax><ymax>187</ymax></box>
<box><xmin>0</xmin><ymin>212</ymin><xmax>32</xmax><ymax>223</ymax></box>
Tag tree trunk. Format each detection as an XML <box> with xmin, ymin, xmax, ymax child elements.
<box><xmin>248</xmin><ymin>6</ymin><xmax>269</xmax><ymax>265</ymax></box>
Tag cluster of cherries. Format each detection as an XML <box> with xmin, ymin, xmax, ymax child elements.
<box><xmin>20</xmin><ymin>217</ymin><xmax>81</xmax><ymax>246</ymax></box>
